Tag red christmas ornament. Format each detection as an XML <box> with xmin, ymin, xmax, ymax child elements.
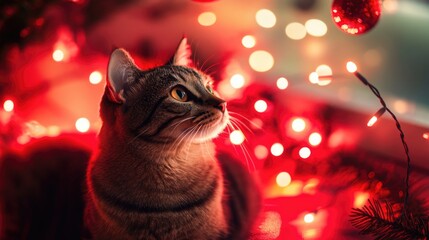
<box><xmin>331</xmin><ymin>0</ymin><xmax>381</xmax><ymax>35</ymax></box>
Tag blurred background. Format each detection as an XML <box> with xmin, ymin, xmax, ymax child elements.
<box><xmin>1</xmin><ymin>0</ymin><xmax>429</xmax><ymax>239</ymax></box>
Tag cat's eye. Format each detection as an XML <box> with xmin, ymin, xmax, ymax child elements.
<box><xmin>170</xmin><ymin>87</ymin><xmax>188</xmax><ymax>102</ymax></box>
<box><xmin>206</xmin><ymin>85</ymin><xmax>214</xmax><ymax>94</ymax></box>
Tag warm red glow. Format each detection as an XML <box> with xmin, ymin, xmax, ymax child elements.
<box><xmin>3</xmin><ymin>99</ymin><xmax>14</xmax><ymax>112</ymax></box>
<box><xmin>423</xmin><ymin>133</ymin><xmax>429</xmax><ymax>140</ymax></box>
<box><xmin>308</xmin><ymin>132</ymin><xmax>322</xmax><ymax>146</ymax></box>
<box><xmin>276</xmin><ymin>172</ymin><xmax>292</xmax><ymax>187</ymax></box>
<box><xmin>75</xmin><ymin>117</ymin><xmax>90</xmax><ymax>133</ymax></box>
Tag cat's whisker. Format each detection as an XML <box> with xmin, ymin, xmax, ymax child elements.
<box><xmin>229</xmin><ymin>117</ymin><xmax>254</xmax><ymax>136</ymax></box>
<box><xmin>228</xmin><ymin>111</ymin><xmax>264</xmax><ymax>132</ymax></box>
<box><xmin>128</xmin><ymin>127</ymin><xmax>152</xmax><ymax>144</ymax></box>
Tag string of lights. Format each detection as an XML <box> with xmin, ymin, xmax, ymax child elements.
<box><xmin>347</xmin><ymin>61</ymin><xmax>412</xmax><ymax>212</ymax></box>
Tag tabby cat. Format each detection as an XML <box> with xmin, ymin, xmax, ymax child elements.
<box><xmin>84</xmin><ymin>38</ymin><xmax>261</xmax><ymax>239</ymax></box>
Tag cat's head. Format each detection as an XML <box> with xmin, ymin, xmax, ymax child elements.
<box><xmin>101</xmin><ymin>37</ymin><xmax>229</xmax><ymax>145</ymax></box>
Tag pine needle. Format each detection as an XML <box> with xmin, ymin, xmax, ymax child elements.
<box><xmin>350</xmin><ymin>199</ymin><xmax>429</xmax><ymax>240</ymax></box>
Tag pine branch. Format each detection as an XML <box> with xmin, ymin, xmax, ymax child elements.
<box><xmin>350</xmin><ymin>199</ymin><xmax>429</xmax><ymax>240</ymax></box>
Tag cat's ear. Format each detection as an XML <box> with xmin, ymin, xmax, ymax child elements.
<box><xmin>107</xmin><ymin>48</ymin><xmax>138</xmax><ymax>103</ymax></box>
<box><xmin>169</xmin><ymin>37</ymin><xmax>193</xmax><ymax>67</ymax></box>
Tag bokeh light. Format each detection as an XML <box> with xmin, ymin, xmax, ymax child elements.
<box><xmin>276</xmin><ymin>172</ymin><xmax>292</xmax><ymax>187</ymax></box>
<box><xmin>254</xmin><ymin>100</ymin><xmax>268</xmax><ymax>113</ymax></box>
<box><xmin>304</xmin><ymin>213</ymin><xmax>315</xmax><ymax>223</ymax></box>
<box><xmin>89</xmin><ymin>71</ymin><xmax>103</xmax><ymax>85</ymax></box>
<box><xmin>270</xmin><ymin>143</ymin><xmax>284</xmax><ymax>156</ymax></box>
<box><xmin>249</xmin><ymin>50</ymin><xmax>274</xmax><ymax>72</ymax></box>
<box><xmin>230</xmin><ymin>73</ymin><xmax>245</xmax><ymax>89</ymax></box>
<box><xmin>242</xmin><ymin>35</ymin><xmax>256</xmax><ymax>48</ymax></box>
<box><xmin>75</xmin><ymin>117</ymin><xmax>90</xmax><ymax>133</ymax></box>
<box><xmin>291</xmin><ymin>118</ymin><xmax>306</xmax><ymax>132</ymax></box>
<box><xmin>308</xmin><ymin>72</ymin><xmax>319</xmax><ymax>84</ymax></box>
<box><xmin>3</xmin><ymin>99</ymin><xmax>14</xmax><ymax>112</ymax></box>
<box><xmin>255</xmin><ymin>9</ymin><xmax>276</xmax><ymax>28</ymax></box>
<box><xmin>198</xmin><ymin>12</ymin><xmax>217</xmax><ymax>26</ymax></box>
<box><xmin>305</xmin><ymin>19</ymin><xmax>328</xmax><ymax>37</ymax></box>
<box><xmin>299</xmin><ymin>147</ymin><xmax>311</xmax><ymax>159</ymax></box>
<box><xmin>423</xmin><ymin>133</ymin><xmax>429</xmax><ymax>140</ymax></box>
<box><xmin>315</xmin><ymin>64</ymin><xmax>332</xmax><ymax>86</ymax></box>
<box><xmin>308</xmin><ymin>132</ymin><xmax>322</xmax><ymax>146</ymax></box>
<box><xmin>354</xmin><ymin>192</ymin><xmax>370</xmax><ymax>208</ymax></box>
<box><xmin>52</xmin><ymin>49</ymin><xmax>65</xmax><ymax>62</ymax></box>
<box><xmin>254</xmin><ymin>145</ymin><xmax>269</xmax><ymax>159</ymax></box>
<box><xmin>276</xmin><ymin>77</ymin><xmax>289</xmax><ymax>90</ymax></box>
<box><xmin>230</xmin><ymin>130</ymin><xmax>245</xmax><ymax>145</ymax></box>
<box><xmin>285</xmin><ymin>22</ymin><xmax>306</xmax><ymax>40</ymax></box>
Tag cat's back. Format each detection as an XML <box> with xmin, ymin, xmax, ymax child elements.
<box><xmin>0</xmin><ymin>134</ymin><xmax>93</xmax><ymax>240</ymax></box>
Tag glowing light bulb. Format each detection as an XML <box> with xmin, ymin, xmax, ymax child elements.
<box><xmin>285</xmin><ymin>22</ymin><xmax>306</xmax><ymax>40</ymax></box>
<box><xmin>255</xmin><ymin>9</ymin><xmax>276</xmax><ymax>28</ymax></box>
<box><xmin>291</xmin><ymin>118</ymin><xmax>306</xmax><ymax>132</ymax></box>
<box><xmin>242</xmin><ymin>35</ymin><xmax>256</xmax><ymax>48</ymax></box>
<box><xmin>276</xmin><ymin>172</ymin><xmax>292</xmax><ymax>187</ymax></box>
<box><xmin>367</xmin><ymin>108</ymin><xmax>386</xmax><ymax>127</ymax></box>
<box><xmin>89</xmin><ymin>71</ymin><xmax>103</xmax><ymax>85</ymax></box>
<box><xmin>299</xmin><ymin>147</ymin><xmax>311</xmax><ymax>159</ymax></box>
<box><xmin>75</xmin><ymin>117</ymin><xmax>90</xmax><ymax>133</ymax></box>
<box><xmin>230</xmin><ymin>130</ymin><xmax>245</xmax><ymax>145</ymax></box>
<box><xmin>3</xmin><ymin>99</ymin><xmax>14</xmax><ymax>112</ymax></box>
<box><xmin>270</xmin><ymin>143</ymin><xmax>284</xmax><ymax>156</ymax></box>
<box><xmin>254</xmin><ymin>145</ymin><xmax>268</xmax><ymax>159</ymax></box>
<box><xmin>305</xmin><ymin>19</ymin><xmax>328</xmax><ymax>37</ymax></box>
<box><xmin>276</xmin><ymin>77</ymin><xmax>289</xmax><ymax>90</ymax></box>
<box><xmin>304</xmin><ymin>213</ymin><xmax>315</xmax><ymax>223</ymax></box>
<box><xmin>254</xmin><ymin>100</ymin><xmax>268</xmax><ymax>113</ymax></box>
<box><xmin>367</xmin><ymin>116</ymin><xmax>378</xmax><ymax>127</ymax></box>
<box><xmin>346</xmin><ymin>61</ymin><xmax>358</xmax><ymax>73</ymax></box>
<box><xmin>52</xmin><ymin>49</ymin><xmax>65</xmax><ymax>62</ymax></box>
<box><xmin>308</xmin><ymin>132</ymin><xmax>322</xmax><ymax>146</ymax></box>
<box><xmin>230</xmin><ymin>74</ymin><xmax>245</xmax><ymax>89</ymax></box>
<box><xmin>249</xmin><ymin>50</ymin><xmax>274</xmax><ymax>72</ymax></box>
<box><xmin>198</xmin><ymin>12</ymin><xmax>216</xmax><ymax>26</ymax></box>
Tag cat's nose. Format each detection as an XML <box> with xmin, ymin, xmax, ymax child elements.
<box><xmin>216</xmin><ymin>102</ymin><xmax>226</xmax><ymax>113</ymax></box>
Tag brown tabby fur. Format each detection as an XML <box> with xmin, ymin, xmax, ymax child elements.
<box><xmin>84</xmin><ymin>38</ymin><xmax>261</xmax><ymax>239</ymax></box>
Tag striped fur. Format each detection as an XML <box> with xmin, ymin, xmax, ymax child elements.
<box><xmin>85</xmin><ymin>38</ymin><xmax>261</xmax><ymax>239</ymax></box>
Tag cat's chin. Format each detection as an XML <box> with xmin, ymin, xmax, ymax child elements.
<box><xmin>191</xmin><ymin>111</ymin><xmax>229</xmax><ymax>144</ymax></box>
